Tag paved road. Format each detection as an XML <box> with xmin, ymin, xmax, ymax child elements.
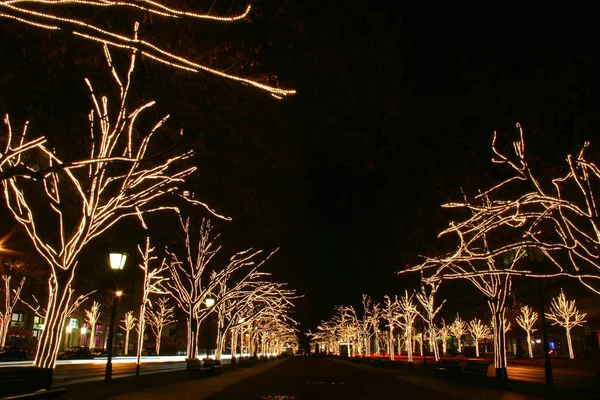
<box><xmin>204</xmin><ymin>357</ymin><xmax>466</xmax><ymax>400</ymax></box>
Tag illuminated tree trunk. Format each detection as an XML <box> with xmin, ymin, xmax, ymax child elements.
<box><xmin>526</xmin><ymin>330</ymin><xmax>533</xmax><ymax>359</ymax></box>
<box><xmin>388</xmin><ymin>329</ymin><xmax>395</xmax><ymax>360</ymax></box>
<box><xmin>186</xmin><ymin>314</ymin><xmax>199</xmax><ymax>359</ymax></box>
<box><xmin>491</xmin><ymin>309</ymin><xmax>508</xmax><ymax>379</ymax></box>
<box><xmin>565</xmin><ymin>327</ymin><xmax>574</xmax><ymax>359</ymax></box>
<box><xmin>474</xmin><ymin>339</ymin><xmax>480</xmax><ymax>358</ymax></box>
<box><xmin>35</xmin><ymin>271</ymin><xmax>76</xmax><ymax>368</ymax></box>
<box><xmin>405</xmin><ymin>328</ymin><xmax>413</xmax><ymax>362</ymax></box>
<box><xmin>231</xmin><ymin>329</ymin><xmax>238</xmax><ymax>361</ymax></box>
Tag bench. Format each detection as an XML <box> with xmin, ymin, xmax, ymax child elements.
<box><xmin>463</xmin><ymin>361</ymin><xmax>489</xmax><ymax>382</ymax></box>
<box><xmin>202</xmin><ymin>359</ymin><xmax>222</xmax><ymax>375</ymax></box>
<box><xmin>434</xmin><ymin>359</ymin><xmax>462</xmax><ymax>379</ymax></box>
<box><xmin>186</xmin><ymin>358</ymin><xmax>212</xmax><ymax>378</ymax></box>
<box><xmin>0</xmin><ymin>368</ymin><xmax>66</xmax><ymax>399</ymax></box>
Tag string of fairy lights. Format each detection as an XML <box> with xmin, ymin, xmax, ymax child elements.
<box><xmin>0</xmin><ymin>1</ymin><xmax>296</xmax><ymax>98</ymax></box>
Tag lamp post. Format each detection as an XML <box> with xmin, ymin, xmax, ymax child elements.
<box><xmin>104</xmin><ymin>252</ymin><xmax>127</xmax><ymax>383</ymax></box>
<box><xmin>528</xmin><ymin>248</ymin><xmax>553</xmax><ymax>387</ymax></box>
<box><xmin>205</xmin><ymin>296</ymin><xmax>215</xmax><ymax>362</ymax></box>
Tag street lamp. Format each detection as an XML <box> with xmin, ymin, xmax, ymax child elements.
<box><xmin>105</xmin><ymin>252</ymin><xmax>127</xmax><ymax>383</ymax></box>
<box><xmin>205</xmin><ymin>296</ymin><xmax>215</xmax><ymax>363</ymax></box>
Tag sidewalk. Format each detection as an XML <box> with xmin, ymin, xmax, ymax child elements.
<box><xmin>61</xmin><ymin>358</ymin><xmax>289</xmax><ymax>400</ymax></box>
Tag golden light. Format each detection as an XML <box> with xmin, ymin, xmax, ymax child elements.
<box><xmin>115</xmin><ymin>290</ymin><xmax>123</xmax><ymax>297</ymax></box>
<box><xmin>205</xmin><ymin>297</ymin><xmax>215</xmax><ymax>308</ymax></box>
<box><xmin>110</xmin><ymin>253</ymin><xmax>127</xmax><ymax>270</ymax></box>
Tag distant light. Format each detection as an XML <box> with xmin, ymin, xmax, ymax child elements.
<box><xmin>535</xmin><ymin>339</ymin><xmax>541</xmax><ymax>344</ymax></box>
<box><xmin>116</xmin><ymin>290</ymin><xmax>123</xmax><ymax>297</ymax></box>
<box><xmin>66</xmin><ymin>326</ymin><xmax>72</xmax><ymax>333</ymax></box>
<box><xmin>81</xmin><ymin>327</ymin><xmax>87</xmax><ymax>335</ymax></box>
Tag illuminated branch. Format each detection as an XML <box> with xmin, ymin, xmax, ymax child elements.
<box><xmin>120</xmin><ymin>310</ymin><xmax>137</xmax><ymax>356</ymax></box>
<box><xmin>84</xmin><ymin>300</ymin><xmax>101</xmax><ymax>349</ymax></box>
<box><xmin>0</xmin><ymin>115</ymin><xmax>46</xmax><ymax>181</ymax></box>
<box><xmin>146</xmin><ymin>297</ymin><xmax>175</xmax><ymax>355</ymax></box>
<box><xmin>166</xmin><ymin>216</ymin><xmax>275</xmax><ymax>359</ymax></box>
<box><xmin>0</xmin><ymin>273</ymin><xmax>25</xmax><ymax>347</ymax></box>
<box><xmin>467</xmin><ymin>318</ymin><xmax>491</xmax><ymax>358</ymax></box>
<box><xmin>0</xmin><ymin>1</ymin><xmax>295</xmax><ymax>98</ymax></box>
<box><xmin>406</xmin><ymin>125</ymin><xmax>600</xmax><ymax>294</ymax></box>
<box><xmin>135</xmin><ymin>237</ymin><xmax>170</xmax><ymax>371</ymax></box>
<box><xmin>2</xmin><ymin>46</ymin><xmax>204</xmax><ymax>369</ymax></box>
<box><xmin>515</xmin><ymin>305</ymin><xmax>537</xmax><ymax>359</ymax></box>
<box><xmin>545</xmin><ymin>291</ymin><xmax>586</xmax><ymax>359</ymax></box>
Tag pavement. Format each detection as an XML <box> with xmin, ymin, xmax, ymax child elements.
<box><xmin>52</xmin><ymin>356</ymin><xmax>597</xmax><ymax>400</ymax></box>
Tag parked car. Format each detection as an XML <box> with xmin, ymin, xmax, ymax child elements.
<box><xmin>0</xmin><ymin>346</ymin><xmax>26</xmax><ymax>361</ymax></box>
<box><xmin>91</xmin><ymin>347</ymin><xmax>108</xmax><ymax>357</ymax></box>
<box><xmin>57</xmin><ymin>346</ymin><xmax>93</xmax><ymax>360</ymax></box>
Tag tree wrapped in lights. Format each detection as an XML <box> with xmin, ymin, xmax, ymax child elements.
<box><xmin>545</xmin><ymin>292</ymin><xmax>586</xmax><ymax>359</ymax></box>
<box><xmin>438</xmin><ymin>319</ymin><xmax>451</xmax><ymax>356</ymax></box>
<box><xmin>214</xmin><ymin>278</ymin><xmax>296</xmax><ymax>361</ymax></box>
<box><xmin>415</xmin><ymin>278</ymin><xmax>445</xmax><ymax>361</ymax></box>
<box><xmin>84</xmin><ymin>301</ymin><xmax>101</xmax><ymax>349</ymax></box>
<box><xmin>398</xmin><ymin>290</ymin><xmax>418</xmax><ymax>362</ymax></box>
<box><xmin>166</xmin><ymin>216</ymin><xmax>274</xmax><ymax>360</ymax></box>
<box><xmin>404</xmin><ymin>234</ymin><xmax>521</xmax><ymax>378</ymax></box>
<box><xmin>0</xmin><ymin>1</ymin><xmax>295</xmax><ymax>98</ymax></box>
<box><xmin>449</xmin><ymin>314</ymin><xmax>466</xmax><ymax>354</ymax></box>
<box><xmin>361</xmin><ymin>295</ymin><xmax>379</xmax><ymax>357</ymax></box>
<box><xmin>515</xmin><ymin>305</ymin><xmax>538</xmax><ymax>358</ymax></box>
<box><xmin>468</xmin><ymin>318</ymin><xmax>491</xmax><ymax>358</ymax></box>
<box><xmin>146</xmin><ymin>297</ymin><xmax>175</xmax><ymax>356</ymax></box>
<box><xmin>120</xmin><ymin>311</ymin><xmax>137</xmax><ymax>356</ymax></box>
<box><xmin>0</xmin><ymin>260</ymin><xmax>26</xmax><ymax>348</ymax></box>
<box><xmin>135</xmin><ymin>238</ymin><xmax>170</xmax><ymax>374</ymax></box>
<box><xmin>417</xmin><ymin>126</ymin><xmax>600</xmax><ymax>292</ymax></box>
<box><xmin>1</xmin><ymin>46</ymin><xmax>208</xmax><ymax>369</ymax></box>
<box><xmin>381</xmin><ymin>295</ymin><xmax>399</xmax><ymax>360</ymax></box>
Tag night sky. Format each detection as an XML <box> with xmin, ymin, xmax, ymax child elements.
<box><xmin>1</xmin><ymin>2</ymin><xmax>600</xmax><ymax>342</ymax></box>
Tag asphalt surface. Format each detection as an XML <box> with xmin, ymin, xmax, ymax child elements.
<box><xmin>202</xmin><ymin>357</ymin><xmax>520</xmax><ymax>400</ymax></box>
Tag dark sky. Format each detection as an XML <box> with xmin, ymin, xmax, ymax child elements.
<box><xmin>1</xmin><ymin>2</ymin><xmax>600</xmax><ymax>342</ymax></box>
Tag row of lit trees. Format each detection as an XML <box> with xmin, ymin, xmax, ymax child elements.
<box><xmin>308</xmin><ymin>290</ymin><xmax>586</xmax><ymax>364</ymax></box>
<box><xmin>0</xmin><ymin>0</ymin><xmax>297</xmax><ymax>375</ymax></box>
<box><xmin>393</xmin><ymin>124</ymin><xmax>598</xmax><ymax>381</ymax></box>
